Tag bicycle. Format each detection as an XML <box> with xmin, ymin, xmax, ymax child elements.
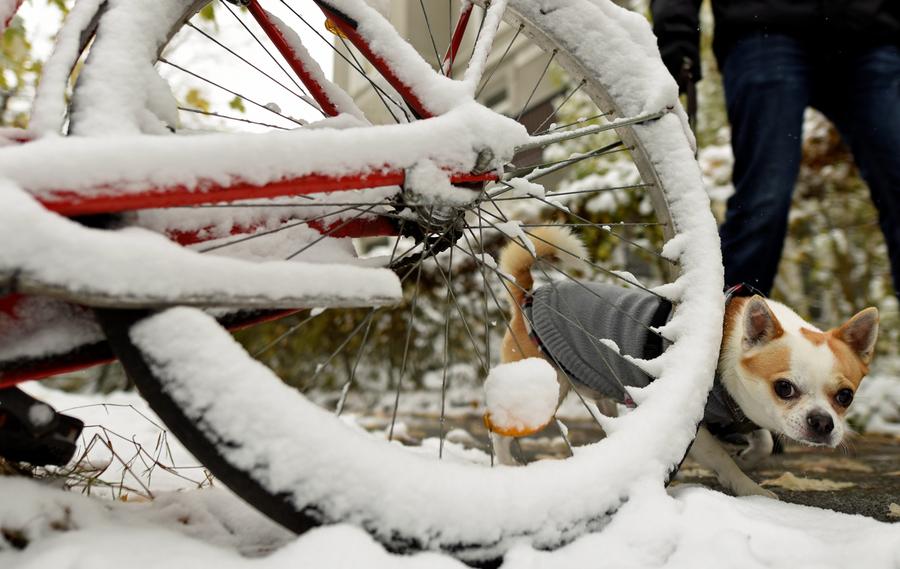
<box><xmin>0</xmin><ymin>0</ymin><xmax>723</xmax><ymax>562</ymax></box>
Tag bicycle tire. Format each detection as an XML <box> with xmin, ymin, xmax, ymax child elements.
<box><xmin>59</xmin><ymin>0</ymin><xmax>725</xmax><ymax>561</ymax></box>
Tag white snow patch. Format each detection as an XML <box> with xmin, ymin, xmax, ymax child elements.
<box><xmin>484</xmin><ymin>358</ymin><xmax>559</xmax><ymax>434</ymax></box>
<box><xmin>406</xmin><ymin>160</ymin><xmax>478</xmax><ymax>206</ymax></box>
<box><xmin>504</xmin><ymin>177</ymin><xmax>546</xmax><ymax>199</ymax></box>
<box><xmin>493</xmin><ymin>221</ymin><xmax>535</xmax><ymax>256</ymax></box>
<box><xmin>28</xmin><ymin>0</ymin><xmax>105</xmax><ymax>136</ymax></box>
<box><xmin>0</xmin><ymin>182</ymin><xmax>401</xmax><ymax>309</ymax></box>
<box><xmin>850</xmin><ymin>374</ymin><xmax>900</xmax><ymax>435</ymax></box>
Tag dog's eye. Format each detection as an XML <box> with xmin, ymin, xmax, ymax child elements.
<box><xmin>835</xmin><ymin>388</ymin><xmax>854</xmax><ymax>407</ymax></box>
<box><xmin>773</xmin><ymin>379</ymin><xmax>797</xmax><ymax>400</ymax></box>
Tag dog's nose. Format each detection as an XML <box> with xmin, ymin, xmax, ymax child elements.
<box><xmin>806</xmin><ymin>411</ymin><xmax>834</xmax><ymax>435</ymax></box>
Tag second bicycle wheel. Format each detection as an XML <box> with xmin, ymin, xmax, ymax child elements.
<box><xmin>55</xmin><ymin>0</ymin><xmax>726</xmax><ymax>561</ymax></box>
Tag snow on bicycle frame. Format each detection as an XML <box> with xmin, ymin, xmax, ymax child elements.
<box><xmin>0</xmin><ymin>0</ymin><xmax>524</xmax><ymax>305</ymax></box>
<box><xmin>0</xmin><ymin>0</ymin><xmax>522</xmax><ymax>369</ymax></box>
<box><xmin>3</xmin><ymin>0</ymin><xmax>517</xmax><ymax>213</ymax></box>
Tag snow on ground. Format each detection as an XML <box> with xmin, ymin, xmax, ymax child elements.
<box><xmin>2</xmin><ymin>383</ymin><xmax>898</xmax><ymax>569</ymax></box>
<box><xmin>850</xmin><ymin>373</ymin><xmax>900</xmax><ymax>435</ymax></box>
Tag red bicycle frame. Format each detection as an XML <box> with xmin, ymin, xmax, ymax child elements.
<box><xmin>0</xmin><ymin>0</ymin><xmax>490</xmax><ymax>386</ymax></box>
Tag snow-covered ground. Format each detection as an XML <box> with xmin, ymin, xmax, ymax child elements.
<box><xmin>2</xmin><ymin>383</ymin><xmax>898</xmax><ymax>569</ymax></box>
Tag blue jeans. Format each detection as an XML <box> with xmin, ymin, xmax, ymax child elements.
<box><xmin>719</xmin><ymin>35</ymin><xmax>900</xmax><ymax>296</ymax></box>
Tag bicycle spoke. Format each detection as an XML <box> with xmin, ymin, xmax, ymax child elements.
<box><xmin>456</xmin><ymin>229</ymin><xmax>530</xmax><ymax>462</ymax></box>
<box><xmin>519</xmin><ymin>110</ymin><xmax>666</xmax><ymax>152</ymax></box>
<box><xmin>492</xmin><ymin>182</ymin><xmax>653</xmax><ymax>202</ymax></box>
<box><xmin>388</xmin><ymin>259</ymin><xmax>425</xmax><ymax>442</ymax></box>
<box><xmin>515</xmin><ymin>50</ymin><xmax>556</xmax><ymax>122</ymax></box>
<box><xmin>285</xmin><ymin>204</ymin><xmax>382</xmax><ymax>260</ymax></box>
<box><xmin>467</xmin><ymin>206</ymin><xmax>670</xmax><ymax>300</ymax></box>
<box><xmin>336</xmin><ymin>34</ymin><xmax>406</xmax><ymax>123</ymax></box>
<box><xmin>173</xmin><ymin>199</ymin><xmax>396</xmax><ymax>208</ymax></box>
<box><xmin>458</xmin><ymin>228</ymin><xmax>528</xmax><ymax>360</ymax></box>
<box><xmin>303</xmin><ymin>308</ymin><xmax>377</xmax><ymax>392</ymax></box>
<box><xmin>430</xmin><ymin>249</ymin><xmax>490</xmax><ymax>375</ymax></box>
<box><xmin>336</xmin><ymin>312</ymin><xmax>377</xmax><ymax>415</ymax></box>
<box><xmin>477</xmin><ymin>205</ymin><xmax>492</xmax><ymax>368</ymax></box>
<box><xmin>438</xmin><ymin>246</ymin><xmax>454</xmax><ymax>459</ymax></box>
<box><xmin>521</xmin><ymin>227</ymin><xmax>667</xmax><ymax>294</ymax></box>
<box><xmin>554</xmin><ymin>417</ymin><xmax>575</xmax><ymax>457</ymax></box>
<box><xmin>252</xmin><ymin>309</ymin><xmax>323</xmax><ymax>357</ymax></box>
<box><xmin>534</xmin><ymin>112</ymin><xmax>608</xmax><ymax>136</ymax></box>
<box><xmin>277</xmin><ymin>0</ymin><xmax>410</xmax><ymax>122</ymax></box>
<box><xmin>467</xmin><ymin>221</ymin><xmax>664</xmax><ymax>229</ymax></box>
<box><xmin>463</xmin><ymin>216</ymin><xmax>669</xmax><ymax>338</ymax></box>
<box><xmin>418</xmin><ymin>0</ymin><xmax>443</xmax><ymax>69</ymax></box>
<box><xmin>502</xmin><ymin>141</ymin><xmax>625</xmax><ymax>183</ymax></box>
<box><xmin>184</xmin><ymin>20</ymin><xmax>312</xmax><ymax>106</ymax></box>
<box><xmin>196</xmin><ymin>202</ymin><xmax>389</xmax><ymax>253</ymax></box>
<box><xmin>176</xmin><ymin>106</ymin><xmax>290</xmax><ymax>130</ymax></box>
<box><xmin>475</xmin><ymin>24</ymin><xmax>523</xmax><ymax>98</ymax></box>
<box><xmin>532</xmin><ymin>79</ymin><xmax>585</xmax><ymax>135</ymax></box>
<box><xmin>526</xmin><ymin>193</ymin><xmax>674</xmax><ymax>263</ymax></box>
<box><xmin>218</xmin><ymin>0</ymin><xmax>317</xmax><ymax>107</ymax></box>
<box><xmin>159</xmin><ymin>58</ymin><xmax>305</xmax><ymax>126</ymax></box>
<box><xmin>450</xmin><ymin>242</ymin><xmax>616</xmax><ymax>431</ymax></box>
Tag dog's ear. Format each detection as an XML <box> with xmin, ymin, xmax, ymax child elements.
<box><xmin>742</xmin><ymin>296</ymin><xmax>783</xmax><ymax>349</ymax></box>
<box><xmin>835</xmin><ymin>307</ymin><xmax>879</xmax><ymax>364</ymax></box>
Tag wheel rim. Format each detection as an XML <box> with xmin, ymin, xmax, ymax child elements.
<box><xmin>62</xmin><ymin>0</ymin><xmax>724</xmax><ymax>561</ymax></box>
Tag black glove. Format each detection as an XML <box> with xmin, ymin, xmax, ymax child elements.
<box><xmin>658</xmin><ymin>34</ymin><xmax>701</xmax><ymax>93</ymax></box>
<box><xmin>650</xmin><ymin>0</ymin><xmax>703</xmax><ymax>93</ymax></box>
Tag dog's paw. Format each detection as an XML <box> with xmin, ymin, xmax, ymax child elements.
<box><xmin>729</xmin><ymin>477</ymin><xmax>778</xmax><ymax>499</ymax></box>
<box><xmin>734</xmin><ymin>430</ymin><xmax>774</xmax><ymax>470</ymax></box>
<box><xmin>734</xmin><ymin>448</ymin><xmax>767</xmax><ymax>470</ymax></box>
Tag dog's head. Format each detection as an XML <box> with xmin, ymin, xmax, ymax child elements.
<box><xmin>721</xmin><ymin>296</ymin><xmax>878</xmax><ymax>447</ymax></box>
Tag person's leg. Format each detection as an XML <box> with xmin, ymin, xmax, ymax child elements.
<box><xmin>818</xmin><ymin>46</ymin><xmax>900</xmax><ymax>297</ymax></box>
<box><xmin>719</xmin><ymin>35</ymin><xmax>811</xmax><ymax>294</ymax></box>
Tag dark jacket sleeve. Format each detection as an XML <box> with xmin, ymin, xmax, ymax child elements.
<box><xmin>650</xmin><ymin>0</ymin><xmax>703</xmax><ymax>90</ymax></box>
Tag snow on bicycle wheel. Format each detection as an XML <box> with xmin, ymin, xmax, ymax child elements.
<box><xmin>4</xmin><ymin>0</ymin><xmax>723</xmax><ymax>562</ymax></box>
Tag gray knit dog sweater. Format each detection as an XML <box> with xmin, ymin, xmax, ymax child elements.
<box><xmin>524</xmin><ymin>280</ymin><xmax>752</xmax><ymax>433</ymax></box>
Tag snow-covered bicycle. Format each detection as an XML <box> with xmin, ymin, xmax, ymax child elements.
<box><xmin>0</xmin><ymin>0</ymin><xmax>723</xmax><ymax>561</ymax></box>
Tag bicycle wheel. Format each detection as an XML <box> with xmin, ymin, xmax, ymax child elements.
<box><xmin>45</xmin><ymin>0</ymin><xmax>722</xmax><ymax>561</ymax></box>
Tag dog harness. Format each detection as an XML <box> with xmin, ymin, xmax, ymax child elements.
<box><xmin>523</xmin><ymin>281</ymin><xmax>757</xmax><ymax>435</ymax></box>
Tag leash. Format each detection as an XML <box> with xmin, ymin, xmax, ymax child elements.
<box><xmin>725</xmin><ymin>282</ymin><xmax>767</xmax><ymax>303</ymax></box>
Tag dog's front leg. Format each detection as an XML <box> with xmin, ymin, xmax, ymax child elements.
<box><xmin>735</xmin><ymin>429</ymin><xmax>774</xmax><ymax>470</ymax></box>
<box><xmin>689</xmin><ymin>426</ymin><xmax>777</xmax><ymax>499</ymax></box>
<box><xmin>491</xmin><ymin>433</ymin><xmax>521</xmax><ymax>466</ymax></box>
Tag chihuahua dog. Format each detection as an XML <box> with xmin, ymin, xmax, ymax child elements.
<box><xmin>492</xmin><ymin>227</ymin><xmax>878</xmax><ymax>498</ymax></box>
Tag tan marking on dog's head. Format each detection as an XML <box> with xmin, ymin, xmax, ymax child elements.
<box><xmin>824</xmin><ymin>334</ymin><xmax>869</xmax><ymax>389</ymax></box>
<box><xmin>740</xmin><ymin>344</ymin><xmax>791</xmax><ymax>381</ymax></box>
<box><xmin>721</xmin><ymin>296</ymin><xmax>748</xmax><ymax>347</ymax></box>
<box><xmin>833</xmin><ymin>307</ymin><xmax>879</xmax><ymax>365</ymax></box>
<box><xmin>723</xmin><ymin>295</ymin><xmax>784</xmax><ymax>345</ymax></box>
<box><xmin>739</xmin><ymin>343</ymin><xmax>801</xmax><ymax>408</ymax></box>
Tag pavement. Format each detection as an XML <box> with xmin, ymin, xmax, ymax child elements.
<box><xmin>386</xmin><ymin>413</ymin><xmax>900</xmax><ymax>523</ymax></box>
<box><xmin>675</xmin><ymin>433</ymin><xmax>900</xmax><ymax>522</ymax></box>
